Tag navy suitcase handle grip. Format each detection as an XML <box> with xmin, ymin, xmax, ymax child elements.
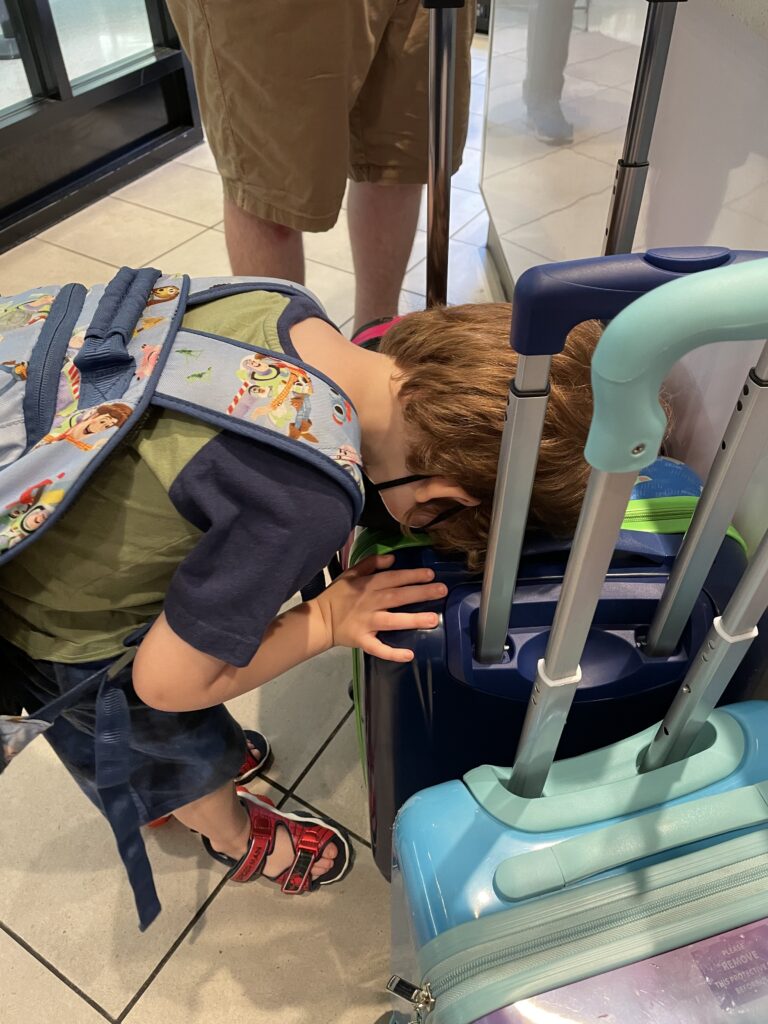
<box><xmin>511</xmin><ymin>247</ymin><xmax>768</xmax><ymax>356</ymax></box>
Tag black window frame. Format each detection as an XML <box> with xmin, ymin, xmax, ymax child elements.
<box><xmin>0</xmin><ymin>0</ymin><xmax>202</xmax><ymax>255</ymax></box>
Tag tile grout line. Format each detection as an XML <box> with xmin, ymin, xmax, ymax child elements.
<box><xmin>570</xmin><ymin>145</ymin><xmax>623</xmax><ymax>170</ymax></box>
<box><xmin>452</xmin><ymin>210</ymin><xmax>489</xmax><ymax>246</ymax></box>
<box><xmin>172</xmin><ymin>159</ymin><xmax>220</xmax><ymax>178</ymax></box>
<box><xmin>497</xmin><ymin>232</ymin><xmax>555</xmax><ymax>264</ymax></box>
<box><xmin>303</xmin><ymin>255</ymin><xmax>357</xmax><ymax>278</ymax></box>
<box><xmin>284</xmin><ymin>706</ymin><xmax>354</xmax><ymax>798</ymax></box>
<box><xmin>24</xmin><ymin>237</ymin><xmax>120</xmax><ymax>271</ymax></box>
<box><xmin>115</xmin><ymin>873</ymin><xmax>231</xmax><ymax>1023</ymax></box>
<box><xmin>0</xmin><ymin>920</ymin><xmax>117</xmax><ymax>1023</ymax></box>
<box><xmin>256</xmin><ymin>772</ymin><xmax>290</xmax><ymax>796</ymax></box>
<box><xmin>109</xmin><ymin>194</ymin><xmax>222</xmax><ymax>231</ymax></box>
<box><xmin>482</xmin><ymin>123</ymin><xmax>622</xmax><ymax>185</ymax></box>
<box><xmin>489</xmin><ymin>183</ymin><xmax>613</xmax><ymax>239</ymax></box>
<box><xmin>137</xmin><ymin>225</ymin><xmax>213</xmax><ymax>268</ymax></box>
<box><xmin>288</xmin><ymin>792</ymin><xmax>372</xmax><ymax>849</ymax></box>
<box><xmin>29</xmin><ymin>224</ymin><xmax>213</xmax><ymax>278</ymax></box>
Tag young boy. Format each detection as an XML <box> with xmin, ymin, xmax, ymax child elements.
<box><xmin>0</xmin><ymin>287</ymin><xmax>601</xmax><ymax>928</ymax></box>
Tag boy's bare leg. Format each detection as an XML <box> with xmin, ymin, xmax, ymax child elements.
<box><xmin>223</xmin><ymin>198</ymin><xmax>305</xmax><ymax>283</ymax></box>
<box><xmin>172</xmin><ymin>780</ymin><xmax>336</xmax><ymax>878</ymax></box>
<box><xmin>348</xmin><ymin>181</ymin><xmax>423</xmax><ymax>332</ymax></box>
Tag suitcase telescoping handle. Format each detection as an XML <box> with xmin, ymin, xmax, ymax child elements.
<box><xmin>640</xmin><ymin>525</ymin><xmax>768</xmax><ymax>772</ymax></box>
<box><xmin>508</xmin><ymin>256</ymin><xmax>768</xmax><ymax>799</ymax></box>
<box><xmin>422</xmin><ymin>0</ymin><xmax>465</xmax><ymax>308</ymax></box>
<box><xmin>495</xmin><ymin>780</ymin><xmax>768</xmax><ymax>902</ymax></box>
<box><xmin>477</xmin><ymin>246</ymin><xmax>767</xmax><ymax>663</ymax></box>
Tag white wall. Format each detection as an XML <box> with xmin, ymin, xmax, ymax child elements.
<box><xmin>636</xmin><ymin>0</ymin><xmax>768</xmax><ymax>552</ymax></box>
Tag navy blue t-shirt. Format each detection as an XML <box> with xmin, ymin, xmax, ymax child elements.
<box><xmin>165</xmin><ymin>435</ymin><xmax>354</xmax><ymax>666</ymax></box>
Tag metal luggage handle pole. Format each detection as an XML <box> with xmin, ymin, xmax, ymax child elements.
<box><xmin>602</xmin><ymin>0</ymin><xmax>682</xmax><ymax>256</ymax></box>
<box><xmin>508</xmin><ymin>257</ymin><xmax>768</xmax><ymax>798</ymax></box>
<box><xmin>646</xmin><ymin>340</ymin><xmax>768</xmax><ymax>656</ymax></box>
<box><xmin>507</xmin><ymin>469</ymin><xmax>639</xmax><ymax>797</ymax></box>
<box><xmin>476</xmin><ymin>352</ymin><xmax>552</xmax><ymax>663</ymax></box>
<box><xmin>641</xmin><ymin>526</ymin><xmax>768</xmax><ymax>773</ymax></box>
<box><xmin>423</xmin><ymin>0</ymin><xmax>464</xmax><ymax>307</ymax></box>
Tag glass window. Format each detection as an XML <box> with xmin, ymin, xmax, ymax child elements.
<box><xmin>482</xmin><ymin>0</ymin><xmax>644</xmax><ymax>284</ymax></box>
<box><xmin>0</xmin><ymin>3</ymin><xmax>32</xmax><ymax>112</ymax></box>
<box><xmin>49</xmin><ymin>0</ymin><xmax>155</xmax><ymax>83</ymax></box>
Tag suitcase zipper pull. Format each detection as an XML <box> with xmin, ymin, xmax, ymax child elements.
<box><xmin>387</xmin><ymin>976</ymin><xmax>436</xmax><ymax>1021</ymax></box>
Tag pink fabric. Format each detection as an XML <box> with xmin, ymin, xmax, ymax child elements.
<box><xmin>351</xmin><ymin>315</ymin><xmax>404</xmax><ymax>346</ymax></box>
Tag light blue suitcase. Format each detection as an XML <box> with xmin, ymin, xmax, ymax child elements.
<box><xmin>387</xmin><ymin>255</ymin><xmax>768</xmax><ymax>1024</ymax></box>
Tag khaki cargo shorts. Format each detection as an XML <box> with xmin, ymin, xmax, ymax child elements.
<box><xmin>167</xmin><ymin>0</ymin><xmax>475</xmax><ymax>231</ymax></box>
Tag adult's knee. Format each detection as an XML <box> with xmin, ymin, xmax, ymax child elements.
<box><xmin>251</xmin><ymin>215</ymin><xmax>298</xmax><ymax>244</ymax></box>
<box><xmin>225</xmin><ymin>199</ymin><xmax>299</xmax><ymax>244</ymax></box>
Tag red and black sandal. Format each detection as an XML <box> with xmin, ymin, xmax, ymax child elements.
<box><xmin>203</xmin><ymin>791</ymin><xmax>353</xmax><ymax>894</ymax></box>
<box><xmin>235</xmin><ymin>728</ymin><xmax>272</xmax><ymax>785</ymax></box>
<box><xmin>147</xmin><ymin>728</ymin><xmax>272</xmax><ymax>829</ymax></box>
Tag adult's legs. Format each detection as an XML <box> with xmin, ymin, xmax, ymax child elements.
<box><xmin>524</xmin><ymin>0</ymin><xmax>576</xmax><ymax>143</ymax></box>
<box><xmin>346</xmin><ymin>0</ymin><xmax>473</xmax><ymax>328</ymax></box>
<box><xmin>348</xmin><ymin>180</ymin><xmax>423</xmax><ymax>331</ymax></box>
<box><xmin>223</xmin><ymin>198</ymin><xmax>305</xmax><ymax>283</ymax></box>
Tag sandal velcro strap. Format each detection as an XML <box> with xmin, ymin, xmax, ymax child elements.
<box><xmin>230</xmin><ymin>811</ymin><xmax>274</xmax><ymax>882</ymax></box>
<box><xmin>281</xmin><ymin>850</ymin><xmax>315</xmax><ymax>894</ymax></box>
<box><xmin>281</xmin><ymin>829</ymin><xmax>324</xmax><ymax>894</ymax></box>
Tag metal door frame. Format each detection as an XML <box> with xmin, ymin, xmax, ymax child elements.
<box><xmin>0</xmin><ymin>0</ymin><xmax>201</xmax><ymax>254</ymax></box>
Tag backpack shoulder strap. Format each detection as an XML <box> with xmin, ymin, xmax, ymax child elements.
<box><xmin>152</xmin><ymin>325</ymin><xmax>365</xmax><ymax>518</ymax></box>
<box><xmin>0</xmin><ymin>283</ymin><xmax>68</xmax><ymax>471</ymax></box>
<box><xmin>186</xmin><ymin>276</ymin><xmax>328</xmax><ymax>314</ymax></box>
<box><xmin>0</xmin><ymin>268</ymin><xmax>188</xmax><ymax>564</ymax></box>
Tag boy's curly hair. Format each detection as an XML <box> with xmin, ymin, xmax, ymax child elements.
<box><xmin>378</xmin><ymin>303</ymin><xmax>609</xmax><ymax>571</ymax></box>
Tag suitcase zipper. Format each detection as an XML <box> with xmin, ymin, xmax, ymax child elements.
<box><xmin>407</xmin><ymin>850</ymin><xmax>768</xmax><ymax>1023</ymax></box>
<box><xmin>387</xmin><ymin>976</ymin><xmax>436</xmax><ymax>1021</ymax></box>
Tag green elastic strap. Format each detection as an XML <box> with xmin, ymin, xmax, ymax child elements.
<box><xmin>623</xmin><ymin>496</ymin><xmax>748</xmax><ymax>553</ymax></box>
<box><xmin>350</xmin><ymin>529</ymin><xmax>427</xmax><ymax>779</ymax></box>
<box><xmin>349</xmin><ymin>499</ymin><xmax>748</xmax><ymax>563</ymax></box>
<box><xmin>349</xmin><ymin>528</ymin><xmax>428</xmax><ymax>565</ymax></box>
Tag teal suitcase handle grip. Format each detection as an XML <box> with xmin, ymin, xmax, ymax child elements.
<box><xmin>494</xmin><ymin>781</ymin><xmax>768</xmax><ymax>902</ymax></box>
<box><xmin>585</xmin><ymin>258</ymin><xmax>768</xmax><ymax>473</ymax></box>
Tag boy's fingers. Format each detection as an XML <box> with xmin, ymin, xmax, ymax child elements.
<box><xmin>375</xmin><ymin>611</ymin><xmax>440</xmax><ymax>632</ymax></box>
<box><xmin>361</xmin><ymin>637</ymin><xmax>415</xmax><ymax>663</ymax></box>
<box><xmin>371</xmin><ymin>567</ymin><xmax>437</xmax><ymax>590</ymax></box>
<box><xmin>377</xmin><ymin>582</ymin><xmax>447</xmax><ymax>609</ymax></box>
<box><xmin>346</xmin><ymin>553</ymin><xmax>396</xmax><ymax>577</ymax></box>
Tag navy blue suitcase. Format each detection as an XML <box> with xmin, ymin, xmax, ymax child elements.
<box><xmin>352</xmin><ymin>246</ymin><xmax>768</xmax><ymax>879</ymax></box>
<box><xmin>386</xmin><ymin>253</ymin><xmax>768</xmax><ymax>1024</ymax></box>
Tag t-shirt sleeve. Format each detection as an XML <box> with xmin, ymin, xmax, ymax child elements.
<box><xmin>163</xmin><ymin>433</ymin><xmax>355</xmax><ymax>666</ymax></box>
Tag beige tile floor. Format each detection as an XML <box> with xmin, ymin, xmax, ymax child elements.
<box><xmin>0</xmin><ymin>37</ymin><xmax>495</xmax><ymax>1024</ymax></box>
<box><xmin>7</xmin><ymin>9</ymin><xmax>768</xmax><ymax>1021</ymax></box>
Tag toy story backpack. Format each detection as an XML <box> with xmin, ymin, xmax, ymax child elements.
<box><xmin>0</xmin><ymin>267</ymin><xmax>365</xmax><ymax>565</ymax></box>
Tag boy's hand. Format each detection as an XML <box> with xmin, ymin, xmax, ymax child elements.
<box><xmin>314</xmin><ymin>554</ymin><xmax>447</xmax><ymax>663</ymax></box>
